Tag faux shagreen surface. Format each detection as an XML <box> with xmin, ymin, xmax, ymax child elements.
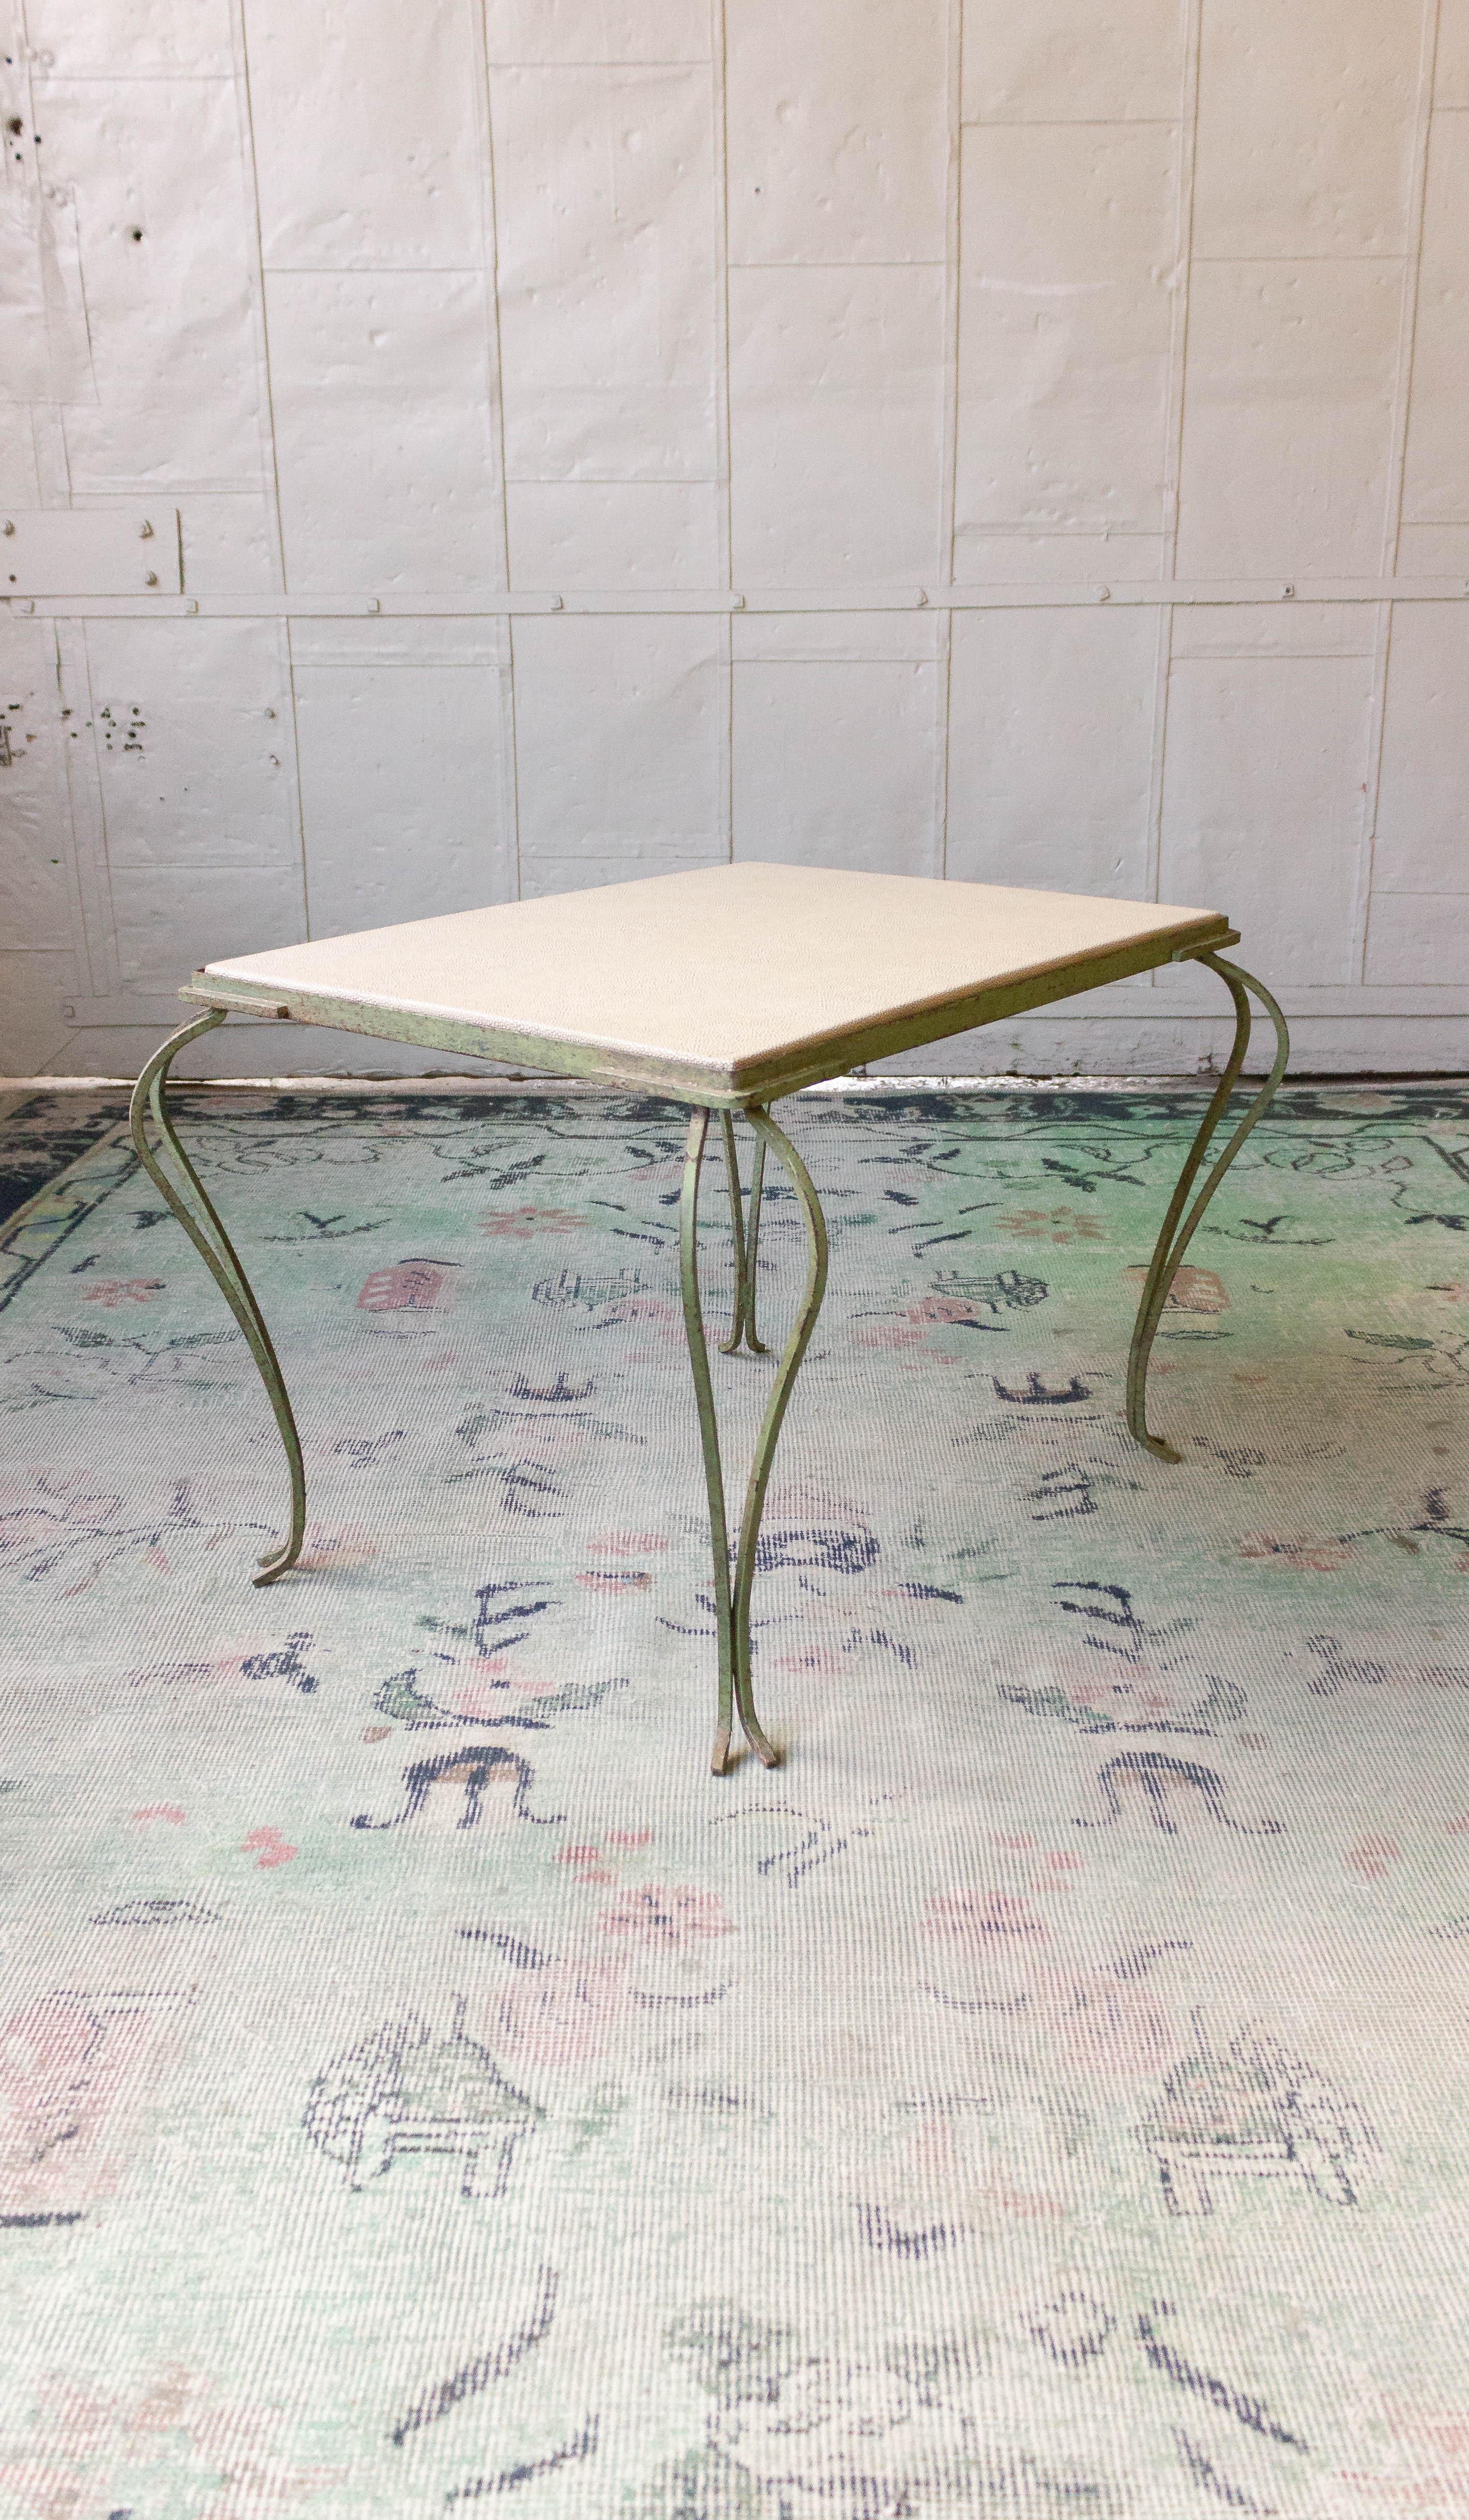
<box><xmin>201</xmin><ymin>866</ymin><xmax>1228</xmax><ymax>1089</ymax></box>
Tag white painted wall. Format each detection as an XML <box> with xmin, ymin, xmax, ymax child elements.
<box><xmin>2</xmin><ymin>0</ymin><xmax>1467</xmax><ymax>1078</ymax></box>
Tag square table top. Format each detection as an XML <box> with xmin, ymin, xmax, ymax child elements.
<box><xmin>186</xmin><ymin>862</ymin><xmax>1236</xmax><ymax>1105</ymax></box>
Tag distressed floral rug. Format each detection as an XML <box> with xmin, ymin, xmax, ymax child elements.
<box><xmin>3</xmin><ymin>1082</ymin><xmax>1469</xmax><ymax>2520</ymax></box>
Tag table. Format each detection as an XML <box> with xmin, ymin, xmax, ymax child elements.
<box><xmin>130</xmin><ymin>863</ymin><xmax>1288</xmax><ymax>1775</ymax></box>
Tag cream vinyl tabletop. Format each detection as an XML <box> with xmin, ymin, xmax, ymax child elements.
<box><xmin>188</xmin><ymin>862</ymin><xmax>1234</xmax><ymax>1101</ymax></box>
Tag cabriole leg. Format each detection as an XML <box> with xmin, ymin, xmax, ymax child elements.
<box><xmin>679</xmin><ymin>1103</ymin><xmax>829</xmax><ymax>1774</ymax></box>
<box><xmin>1126</xmin><ymin>953</ymin><xmax>1290</xmax><ymax>1462</ymax></box>
<box><xmin>129</xmin><ymin>1010</ymin><xmax>306</xmax><ymax>1583</ymax></box>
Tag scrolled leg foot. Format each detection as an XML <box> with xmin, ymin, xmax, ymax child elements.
<box><xmin>1126</xmin><ymin>953</ymin><xmax>1290</xmax><ymax>1460</ymax></box>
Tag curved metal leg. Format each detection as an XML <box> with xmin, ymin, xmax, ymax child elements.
<box><xmin>130</xmin><ymin>1011</ymin><xmax>306</xmax><ymax>1582</ymax></box>
<box><xmin>730</xmin><ymin>1109</ymin><xmax>828</xmax><ymax>1761</ymax></box>
<box><xmin>680</xmin><ymin>1110</ymin><xmax>736</xmax><ymax>1772</ymax></box>
<box><xmin>680</xmin><ymin>1104</ymin><xmax>829</xmax><ymax>1773</ymax></box>
<box><xmin>717</xmin><ymin>1112</ymin><xmax>770</xmax><ymax>1357</ymax></box>
<box><xmin>743</xmin><ymin>1132</ymin><xmax>767</xmax><ymax>1354</ymax></box>
<box><xmin>1126</xmin><ymin>953</ymin><xmax>1290</xmax><ymax>1462</ymax></box>
<box><xmin>717</xmin><ymin>1112</ymin><xmax>750</xmax><ymax>1357</ymax></box>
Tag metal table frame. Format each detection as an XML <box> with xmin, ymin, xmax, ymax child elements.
<box><xmin>130</xmin><ymin>932</ymin><xmax>1287</xmax><ymax>1776</ymax></box>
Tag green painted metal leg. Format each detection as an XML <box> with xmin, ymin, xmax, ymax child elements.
<box><xmin>680</xmin><ymin>1104</ymin><xmax>829</xmax><ymax>1774</ymax></box>
<box><xmin>1126</xmin><ymin>952</ymin><xmax>1291</xmax><ymax>1463</ymax></box>
<box><xmin>717</xmin><ymin>1111</ymin><xmax>770</xmax><ymax>1357</ymax></box>
<box><xmin>743</xmin><ymin>1133</ymin><xmax>767</xmax><ymax>1354</ymax></box>
<box><xmin>730</xmin><ymin>1109</ymin><xmax>828</xmax><ymax>1761</ymax></box>
<box><xmin>130</xmin><ymin>1010</ymin><xmax>307</xmax><ymax>1583</ymax></box>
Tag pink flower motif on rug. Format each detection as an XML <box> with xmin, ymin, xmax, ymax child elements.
<box><xmin>480</xmin><ymin>1958</ymin><xmax>630</xmax><ymax>2069</ymax></box>
<box><xmin>477</xmin><ymin>1206</ymin><xmax>585</xmax><ymax>1237</ymax></box>
<box><xmin>356</xmin><ymin>1259</ymin><xmax>459</xmax><ymax>1314</ymax></box>
<box><xmin>998</xmin><ymin>1205</ymin><xmax>1104</xmax><ymax>1245</ymax></box>
<box><xmin>1238</xmin><ymin>1532</ymin><xmax>1355</xmax><ymax>1572</ymax></box>
<box><xmin>922</xmin><ymin>1890</ymin><xmax>1049</xmax><ymax>1940</ymax></box>
<box><xmin>1121</xmin><ymin>1262</ymin><xmax>1229</xmax><ymax>1313</ymax></box>
<box><xmin>80</xmin><ymin>1277</ymin><xmax>165</xmax><ymax>1308</ymax></box>
<box><xmin>599</xmin><ymin>1886</ymin><xmax>735</xmax><ymax>1951</ymax></box>
<box><xmin>0</xmin><ymin>1993</ymin><xmax>194</xmax><ymax>2219</ymax></box>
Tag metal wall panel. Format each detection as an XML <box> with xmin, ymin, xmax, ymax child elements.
<box><xmin>961</xmin><ymin>0</ymin><xmax>1186</xmax><ymax>124</ymax></box>
<box><xmin>483</xmin><ymin>0</ymin><xmax>709</xmax><ymax>64</ymax></box>
<box><xmin>0</xmin><ymin>615</ymin><xmax>74</xmax><ymax>950</ymax></box>
<box><xmin>1192</xmin><ymin>0</ymin><xmax>1422</xmax><ymax>258</ymax></box>
<box><xmin>952</xmin><ymin>124</ymin><xmax>1178</xmax><ymax>575</ymax></box>
<box><xmin>725</xmin><ymin>0</ymin><xmax>947</xmax><ymax>265</ymax></box>
<box><xmin>729</xmin><ymin>268</ymin><xmax>945</xmax><ymax>584</ymax></box>
<box><xmin>83</xmin><ymin>617</ymin><xmax>295</xmax><ymax>871</ymax></box>
<box><xmin>294</xmin><ymin>657</ymin><xmax>512</xmax><ymax>934</ymax></box>
<box><xmin>1435</xmin><ymin>0</ymin><xmax>1469</xmax><ymax>106</ymax></box>
<box><xmin>947</xmin><ymin>608</ymin><xmax>1160</xmax><ymax>895</ymax></box>
<box><xmin>733</xmin><ymin>612</ymin><xmax>942</xmax><ymax>874</ymax></box>
<box><xmin>505</xmin><ymin>482</ymin><xmax>721</xmax><ymax>589</ymax></box>
<box><xmin>491</xmin><ymin>66</ymin><xmax>719</xmax><ymax>485</ymax></box>
<box><xmin>246</xmin><ymin>0</ymin><xmax>486</xmax><ymax>270</ymax></box>
<box><xmin>43</xmin><ymin>78</ymin><xmax>264</xmax><ymax>492</ymax></box>
<box><xmin>25</xmin><ymin>0</ymin><xmax>235</xmax><ymax>74</ymax></box>
<box><xmin>1400</xmin><ymin>111</ymin><xmax>1469</xmax><ymax>536</ymax></box>
<box><xmin>1367</xmin><ymin>893</ymin><xmax>1469</xmax><ymax>985</ymax></box>
<box><xmin>1159</xmin><ymin>630</ymin><xmax>1376</xmax><ymax>986</ymax></box>
<box><xmin>1175</xmin><ymin>262</ymin><xmax>1404</xmax><ymax>578</ymax></box>
<box><xmin>111</xmin><ymin>863</ymin><xmax>307</xmax><ymax>989</ymax></box>
<box><xmin>510</xmin><ymin>613</ymin><xmax>724</xmax><ymax>896</ymax></box>
<box><xmin>267</xmin><ymin>273</ymin><xmax>504</xmax><ymax>590</ymax></box>
<box><xmin>1373</xmin><ymin>603</ymin><xmax>1469</xmax><ymax>897</ymax></box>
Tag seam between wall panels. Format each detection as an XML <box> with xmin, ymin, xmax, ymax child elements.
<box><xmin>229</xmin><ymin>0</ymin><xmax>287</xmax><ymax>595</ymax></box>
<box><xmin>1354</xmin><ymin>600</ymin><xmax>1396</xmax><ymax>984</ymax></box>
<box><xmin>281</xmin><ymin>617</ymin><xmax>311</xmax><ymax>937</ymax></box>
<box><xmin>710</xmin><ymin>0</ymin><xmax>733</xmax><ymax>600</ymax></box>
<box><xmin>932</xmin><ymin>609</ymin><xmax>952</xmax><ymax>883</ymax></box>
<box><xmin>479</xmin><ymin>10</ymin><xmax>520</xmax><ymax>893</ymax></box>
<box><xmin>1356</xmin><ymin>0</ymin><xmax>1442</xmax><ymax>983</ymax></box>
<box><xmin>53</xmin><ymin>620</ymin><xmax>120</xmax><ymax>998</ymax></box>
<box><xmin>934</xmin><ymin>0</ymin><xmax>963</xmax><ymax>878</ymax></box>
<box><xmin>473</xmin><ymin>0</ymin><xmax>516</xmax><ymax>907</ymax></box>
<box><xmin>504</xmin><ymin>615</ymin><xmax>524</xmax><ymax>900</ymax></box>
<box><xmin>471</xmin><ymin>0</ymin><xmax>511</xmax><ymax>595</ymax></box>
<box><xmin>1161</xmin><ymin>0</ymin><xmax>1202</xmax><ymax>583</ymax></box>
<box><xmin>11</xmin><ymin>587</ymin><xmax>1469</xmax><ymax>622</ymax></box>
<box><xmin>1386</xmin><ymin>0</ymin><xmax>1443</xmax><ymax>577</ymax></box>
<box><xmin>13</xmin><ymin>0</ymin><xmax>71</xmax><ymax>509</ymax></box>
<box><xmin>1144</xmin><ymin>603</ymin><xmax>1175</xmax><ymax>916</ymax></box>
<box><xmin>710</xmin><ymin>0</ymin><xmax>734</xmax><ymax>857</ymax></box>
<box><xmin>489</xmin><ymin>633</ymin><xmax>519</xmax><ymax>906</ymax></box>
<box><xmin>1149</xmin><ymin>0</ymin><xmax>1199</xmax><ymax>964</ymax></box>
<box><xmin>47</xmin><ymin>620</ymin><xmax>93</xmax><ymax>999</ymax></box>
<box><xmin>232</xmin><ymin>3</ymin><xmax>306</xmax><ymax>944</ymax></box>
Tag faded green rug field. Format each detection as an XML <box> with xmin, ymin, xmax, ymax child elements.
<box><xmin>3</xmin><ymin>1084</ymin><xmax>1469</xmax><ymax>2519</ymax></box>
